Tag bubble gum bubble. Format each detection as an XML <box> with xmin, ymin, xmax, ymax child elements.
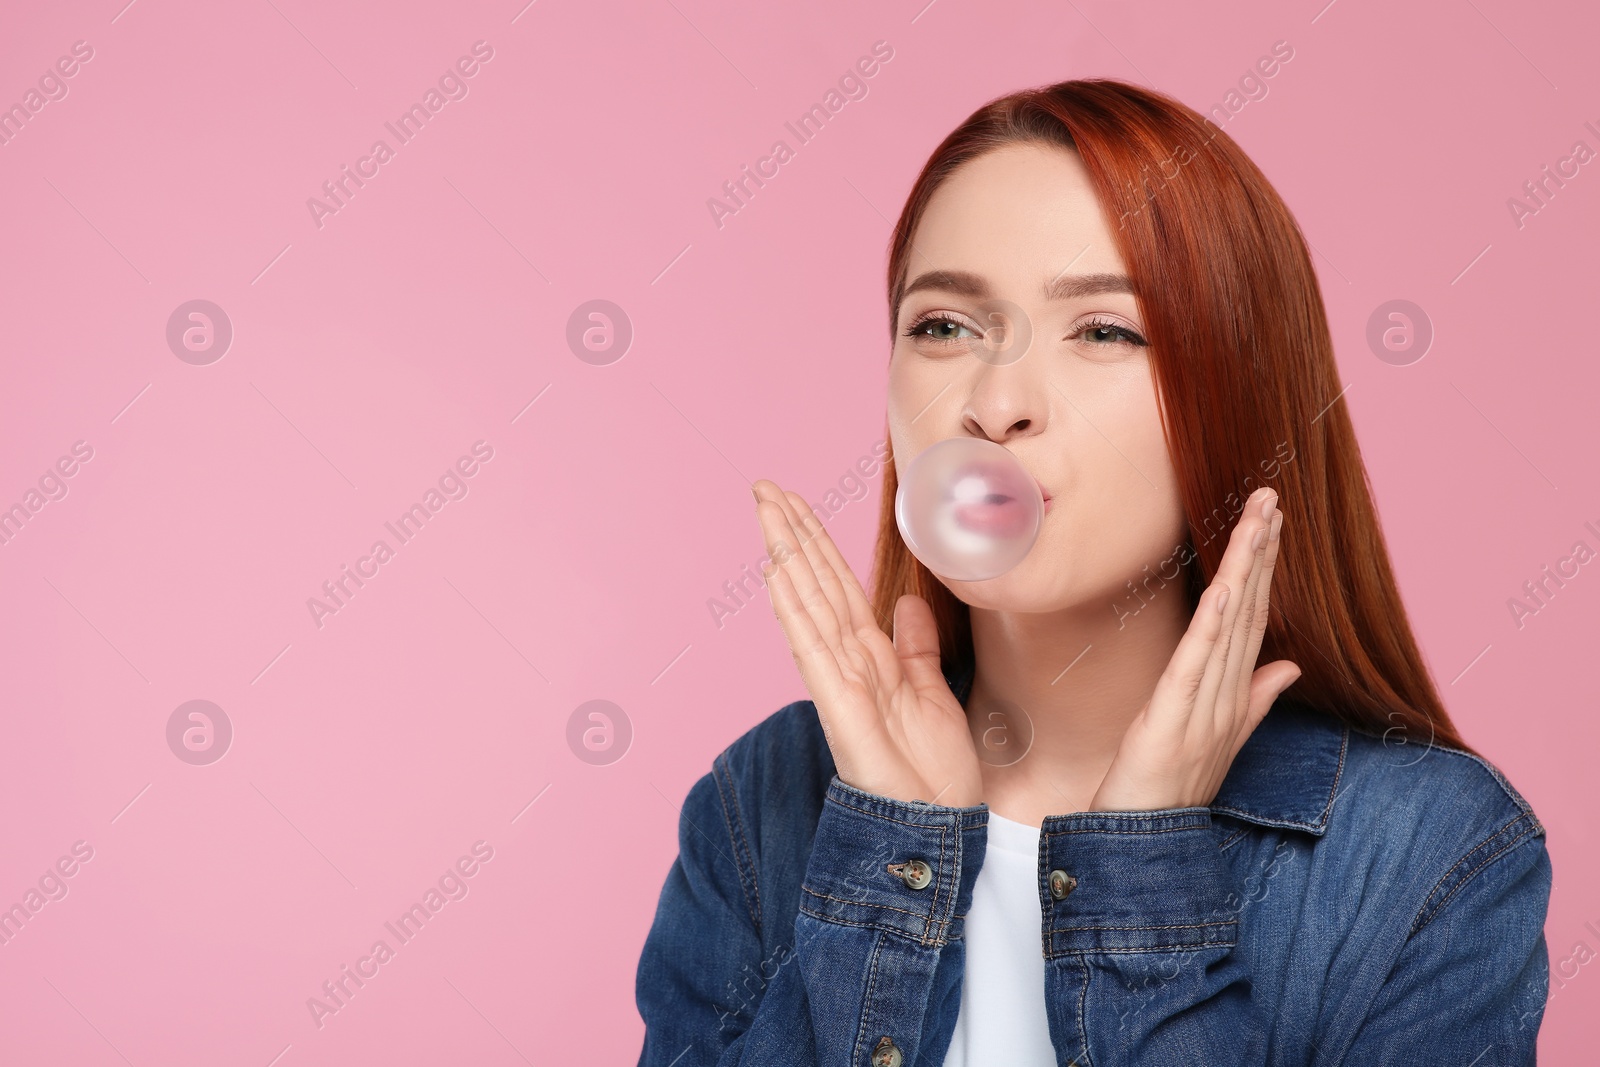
<box><xmin>894</xmin><ymin>437</ymin><xmax>1043</xmax><ymax>582</ymax></box>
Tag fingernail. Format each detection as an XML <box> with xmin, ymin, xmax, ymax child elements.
<box><xmin>1269</xmin><ymin>511</ymin><xmax>1281</xmax><ymax>542</ymax></box>
<box><xmin>1215</xmin><ymin>585</ymin><xmax>1230</xmax><ymax>614</ymax></box>
<box><xmin>1252</xmin><ymin>526</ymin><xmax>1266</xmax><ymax>552</ymax></box>
<box><xmin>1260</xmin><ymin>491</ymin><xmax>1277</xmax><ymax>519</ymax></box>
<box><xmin>751</xmin><ymin>485</ymin><xmax>761</xmax><ymax>503</ymax></box>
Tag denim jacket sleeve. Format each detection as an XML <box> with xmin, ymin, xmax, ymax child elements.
<box><xmin>635</xmin><ymin>765</ymin><xmax>987</xmax><ymax>1067</ymax></box>
<box><xmin>1044</xmin><ymin>805</ymin><xmax>1552</xmax><ymax>1065</ymax></box>
<box><xmin>1044</xmin><ymin>805</ymin><xmax>1277</xmax><ymax>1063</ymax></box>
<box><xmin>1337</xmin><ymin>816</ymin><xmax>1552</xmax><ymax>1063</ymax></box>
<box><xmin>639</xmin><ymin>747</ymin><xmax>1553</xmax><ymax>1065</ymax></box>
<box><xmin>635</xmin><ymin>760</ymin><xmax>800</xmax><ymax>1066</ymax></box>
<box><xmin>795</xmin><ymin>776</ymin><xmax>988</xmax><ymax>1066</ymax></box>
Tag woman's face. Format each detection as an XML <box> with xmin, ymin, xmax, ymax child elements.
<box><xmin>887</xmin><ymin>142</ymin><xmax>1188</xmax><ymax>615</ymax></box>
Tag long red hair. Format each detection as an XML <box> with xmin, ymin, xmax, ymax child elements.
<box><xmin>868</xmin><ymin>78</ymin><xmax>1472</xmax><ymax>757</ymax></box>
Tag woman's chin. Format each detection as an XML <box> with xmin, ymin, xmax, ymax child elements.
<box><xmin>943</xmin><ymin>565</ymin><xmax>1065</xmax><ymax>611</ymax></box>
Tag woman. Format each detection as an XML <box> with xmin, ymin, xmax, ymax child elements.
<box><xmin>635</xmin><ymin>79</ymin><xmax>1551</xmax><ymax>1066</ymax></box>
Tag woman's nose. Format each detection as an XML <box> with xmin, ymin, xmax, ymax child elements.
<box><xmin>961</xmin><ymin>358</ymin><xmax>1050</xmax><ymax>443</ymax></box>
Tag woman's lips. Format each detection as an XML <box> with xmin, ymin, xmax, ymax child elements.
<box><xmin>951</xmin><ymin>491</ymin><xmax>1032</xmax><ymax>538</ymax></box>
<box><xmin>938</xmin><ymin>459</ymin><xmax>1051</xmax><ymax>534</ymax></box>
<box><xmin>943</xmin><ymin>471</ymin><xmax>1050</xmax><ymax>537</ymax></box>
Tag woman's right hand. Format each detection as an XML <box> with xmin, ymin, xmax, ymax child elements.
<box><xmin>752</xmin><ymin>479</ymin><xmax>984</xmax><ymax>808</ymax></box>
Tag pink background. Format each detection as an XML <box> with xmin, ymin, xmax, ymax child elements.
<box><xmin>1</xmin><ymin>0</ymin><xmax>1596</xmax><ymax>1062</ymax></box>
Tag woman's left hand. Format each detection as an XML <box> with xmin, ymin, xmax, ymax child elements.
<box><xmin>1088</xmin><ymin>485</ymin><xmax>1302</xmax><ymax>813</ymax></box>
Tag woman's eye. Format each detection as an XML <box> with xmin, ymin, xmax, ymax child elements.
<box><xmin>905</xmin><ymin>313</ymin><xmax>1147</xmax><ymax>352</ymax></box>
<box><xmin>1073</xmin><ymin>320</ymin><xmax>1148</xmax><ymax>348</ymax></box>
<box><xmin>905</xmin><ymin>314</ymin><xmax>979</xmax><ymax>344</ymax></box>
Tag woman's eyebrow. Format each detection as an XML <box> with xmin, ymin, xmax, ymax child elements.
<box><xmin>1045</xmin><ymin>271</ymin><xmax>1135</xmax><ymax>301</ymax></box>
<box><xmin>900</xmin><ymin>269</ymin><xmax>1135</xmax><ymax>303</ymax></box>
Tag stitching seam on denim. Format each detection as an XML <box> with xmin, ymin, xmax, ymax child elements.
<box><xmin>1045</xmin><ymin>821</ymin><xmax>1211</xmax><ymax>837</ymax></box>
<box><xmin>854</xmin><ymin>930</ymin><xmax>886</xmax><ymax>1067</ymax></box>
<box><xmin>1206</xmin><ymin>722</ymin><xmax>1348</xmax><ymax>835</ymax></box>
<box><xmin>830</xmin><ymin>775</ymin><xmax>987</xmax><ymax>811</ymax></box>
<box><xmin>798</xmin><ymin>904</ymin><xmax>953</xmax><ymax>947</ymax></box>
<box><xmin>794</xmin><ymin>887</ymin><xmax>971</xmax><ymax>924</ymax></box>
<box><xmin>1076</xmin><ymin>954</ymin><xmax>1092</xmax><ymax>1066</ymax></box>
<box><xmin>1313</xmin><ymin>724</ymin><xmax>1350</xmax><ymax>826</ymax></box>
<box><xmin>1218</xmin><ymin>827</ymin><xmax>1252</xmax><ymax>850</ymax></box>
<box><xmin>712</xmin><ymin>751</ymin><xmax>763</xmax><ymax>937</ymax></box>
<box><xmin>1205</xmin><ymin>805</ymin><xmax>1324</xmax><ymax>833</ymax></box>
<box><xmin>926</xmin><ymin>821</ymin><xmax>949</xmax><ymax>943</ymax></box>
<box><xmin>1048</xmin><ymin>939</ymin><xmax>1238</xmax><ymax>956</ymax></box>
<box><xmin>1411</xmin><ymin>814</ymin><xmax>1542</xmax><ymax>936</ymax></box>
<box><xmin>1052</xmin><ymin>919</ymin><xmax>1239</xmax><ymax>933</ymax></box>
<box><xmin>799</xmin><ymin>887</ymin><xmax>951</xmax><ymax>932</ymax></box>
<box><xmin>1412</xmin><ymin>811</ymin><xmax>1533</xmax><ymax>925</ymax></box>
<box><xmin>717</xmin><ymin>751</ymin><xmax>764</xmax><ymax>927</ymax></box>
<box><xmin>1046</xmin><ymin>807</ymin><xmax>1209</xmax><ymax>822</ymax></box>
<box><xmin>827</xmin><ymin>792</ymin><xmax>978</xmax><ymax>830</ymax></box>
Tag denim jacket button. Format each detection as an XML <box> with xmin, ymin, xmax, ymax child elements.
<box><xmin>1049</xmin><ymin>868</ymin><xmax>1078</xmax><ymax>900</ymax></box>
<box><xmin>894</xmin><ymin>858</ymin><xmax>933</xmax><ymax>890</ymax></box>
<box><xmin>870</xmin><ymin>1035</ymin><xmax>904</xmax><ymax>1066</ymax></box>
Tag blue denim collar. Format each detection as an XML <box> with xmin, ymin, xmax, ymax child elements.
<box><xmin>942</xmin><ymin>656</ymin><xmax>1347</xmax><ymax>836</ymax></box>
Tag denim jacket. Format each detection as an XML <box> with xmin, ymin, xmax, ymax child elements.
<box><xmin>635</xmin><ymin>659</ymin><xmax>1552</xmax><ymax>1066</ymax></box>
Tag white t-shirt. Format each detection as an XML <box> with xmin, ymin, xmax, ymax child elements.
<box><xmin>941</xmin><ymin>810</ymin><xmax>1058</xmax><ymax>1065</ymax></box>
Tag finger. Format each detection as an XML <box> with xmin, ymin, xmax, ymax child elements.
<box><xmin>776</xmin><ymin>488</ymin><xmax>856</xmax><ymax>634</ymax></box>
<box><xmin>1191</xmin><ymin>488</ymin><xmax>1274</xmax><ymax>734</ymax></box>
<box><xmin>892</xmin><ymin>593</ymin><xmax>949</xmax><ymax>698</ymax></box>
<box><xmin>757</xmin><ymin>482</ymin><xmax>909</xmax><ymax>730</ymax></box>
<box><xmin>1146</xmin><ymin>579</ymin><xmax>1234</xmax><ymax>727</ymax></box>
<box><xmin>777</xmin><ymin>487</ymin><xmax>918</xmax><ymax>702</ymax></box>
<box><xmin>757</xmin><ymin>527</ymin><xmax>844</xmax><ymax>699</ymax></box>
<box><xmin>754</xmin><ymin>481</ymin><xmax>844</xmax><ymax>649</ymax></box>
<box><xmin>784</xmin><ymin>489</ymin><xmax>889</xmax><ymax>642</ymax></box>
<box><xmin>771</xmin><ymin>489</ymin><xmax>876</xmax><ymax>630</ymax></box>
<box><xmin>760</xmin><ymin>548</ymin><xmax>872</xmax><ymax>748</ymax></box>
<box><xmin>1189</xmin><ymin>489</ymin><xmax>1268</xmax><ymax>721</ymax></box>
<box><xmin>1233</xmin><ymin>506</ymin><xmax>1285</xmax><ymax>721</ymax></box>
<box><xmin>1234</xmin><ymin>657</ymin><xmax>1302</xmax><ymax>761</ymax></box>
<box><xmin>1216</xmin><ymin>491</ymin><xmax>1273</xmax><ymax>730</ymax></box>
